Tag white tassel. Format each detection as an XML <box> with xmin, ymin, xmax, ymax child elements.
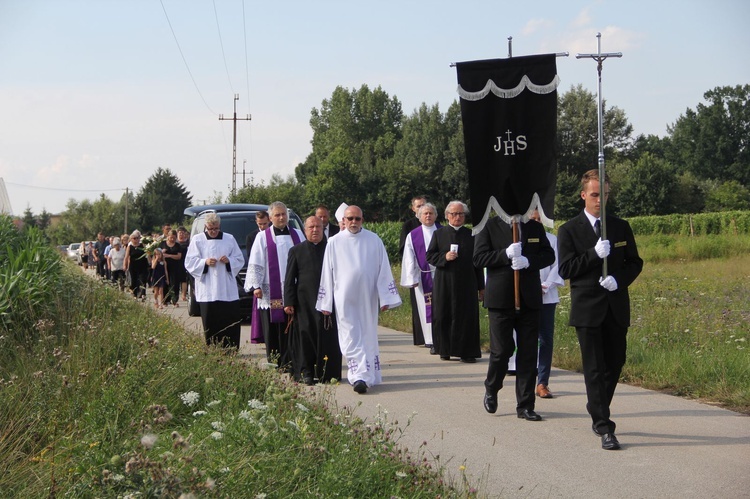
<box><xmin>458</xmin><ymin>75</ymin><xmax>560</xmax><ymax>101</ymax></box>
<box><xmin>471</xmin><ymin>193</ymin><xmax>553</xmax><ymax>235</ymax></box>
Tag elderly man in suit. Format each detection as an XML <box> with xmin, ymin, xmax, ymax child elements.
<box><xmin>558</xmin><ymin>169</ymin><xmax>643</xmax><ymax>450</ymax></box>
<box><xmin>474</xmin><ymin>212</ymin><xmax>555</xmax><ymax>421</ymax></box>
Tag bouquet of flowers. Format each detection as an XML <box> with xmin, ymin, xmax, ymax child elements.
<box><xmin>142</xmin><ymin>235</ymin><xmax>163</xmax><ymax>256</ymax></box>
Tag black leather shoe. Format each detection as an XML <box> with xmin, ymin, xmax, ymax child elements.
<box><xmin>352</xmin><ymin>380</ymin><xmax>367</xmax><ymax>394</ymax></box>
<box><xmin>592</xmin><ymin>424</ymin><xmax>604</xmax><ymax>436</ymax></box>
<box><xmin>483</xmin><ymin>392</ymin><xmax>497</xmax><ymax>414</ymax></box>
<box><xmin>517</xmin><ymin>409</ymin><xmax>542</xmax><ymax>421</ymax></box>
<box><xmin>429</xmin><ymin>345</ymin><xmax>437</xmax><ymax>355</ymax></box>
<box><xmin>440</xmin><ymin>356</ymin><xmax>450</xmax><ymax>360</ymax></box>
<box><xmin>601</xmin><ymin>433</ymin><xmax>621</xmax><ymax>450</ymax></box>
<box><xmin>460</xmin><ymin>357</ymin><xmax>476</xmax><ymax>363</ymax></box>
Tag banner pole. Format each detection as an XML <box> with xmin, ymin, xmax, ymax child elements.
<box><xmin>512</xmin><ymin>216</ymin><xmax>521</xmax><ymax>311</ymax></box>
<box><xmin>576</xmin><ymin>33</ymin><xmax>622</xmax><ymax>278</ymax></box>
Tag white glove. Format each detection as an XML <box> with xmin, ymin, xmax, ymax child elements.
<box><xmin>511</xmin><ymin>256</ymin><xmax>529</xmax><ymax>270</ymax></box>
<box><xmin>594</xmin><ymin>238</ymin><xmax>610</xmax><ymax>259</ymax></box>
<box><xmin>505</xmin><ymin>242</ymin><xmax>522</xmax><ymax>259</ymax></box>
<box><xmin>599</xmin><ymin>275</ymin><xmax>618</xmax><ymax>291</ymax></box>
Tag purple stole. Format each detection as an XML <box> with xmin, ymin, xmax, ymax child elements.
<box><xmin>410</xmin><ymin>224</ymin><xmax>440</xmax><ymax>323</ymax></box>
<box><xmin>265</xmin><ymin>227</ymin><xmax>301</xmax><ymax>323</ymax></box>
<box><xmin>250</xmin><ymin>295</ymin><xmax>264</xmax><ymax>343</ymax></box>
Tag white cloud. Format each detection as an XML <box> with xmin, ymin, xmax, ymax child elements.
<box><xmin>570</xmin><ymin>7</ymin><xmax>593</xmax><ymax>29</ymax></box>
<box><xmin>35</xmin><ymin>155</ymin><xmax>71</xmax><ymax>183</ymax></box>
<box><xmin>522</xmin><ymin>18</ymin><xmax>555</xmax><ymax>36</ymax></box>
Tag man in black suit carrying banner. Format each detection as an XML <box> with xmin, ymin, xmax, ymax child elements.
<box><xmin>456</xmin><ymin>54</ymin><xmax>558</xmax><ymax>421</ymax></box>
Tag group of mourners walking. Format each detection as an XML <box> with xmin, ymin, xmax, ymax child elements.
<box><xmin>83</xmin><ymin>225</ymin><xmax>191</xmax><ymax>310</ymax></box>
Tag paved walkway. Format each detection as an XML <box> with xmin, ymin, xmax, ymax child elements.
<box><xmin>151</xmin><ymin>292</ymin><xmax>749</xmax><ymax>498</ymax></box>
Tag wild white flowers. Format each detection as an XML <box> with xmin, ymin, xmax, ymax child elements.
<box><xmin>180</xmin><ymin>391</ymin><xmax>200</xmax><ymax>407</ymax></box>
<box><xmin>248</xmin><ymin>399</ymin><xmax>268</xmax><ymax>411</ymax></box>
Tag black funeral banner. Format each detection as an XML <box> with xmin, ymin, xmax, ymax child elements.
<box><xmin>455</xmin><ymin>54</ymin><xmax>558</xmax><ymax>233</ymax></box>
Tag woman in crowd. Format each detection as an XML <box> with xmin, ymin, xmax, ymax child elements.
<box><xmin>124</xmin><ymin>230</ymin><xmax>149</xmax><ymax>301</ymax></box>
<box><xmin>177</xmin><ymin>226</ymin><xmax>190</xmax><ymax>301</ymax></box>
<box><xmin>160</xmin><ymin>229</ymin><xmax>183</xmax><ymax>307</ymax></box>
<box><xmin>151</xmin><ymin>248</ymin><xmax>168</xmax><ymax>309</ymax></box>
<box><xmin>107</xmin><ymin>237</ymin><xmax>127</xmax><ymax>292</ymax></box>
<box><xmin>79</xmin><ymin>241</ymin><xmax>89</xmax><ymax>270</ymax></box>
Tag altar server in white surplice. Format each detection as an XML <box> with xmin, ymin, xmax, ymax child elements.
<box><xmin>185</xmin><ymin>213</ymin><xmax>245</xmax><ymax>348</ymax></box>
<box><xmin>245</xmin><ymin>201</ymin><xmax>304</xmax><ymax>368</ymax></box>
<box><xmin>316</xmin><ymin>205</ymin><xmax>401</xmax><ymax>394</ymax></box>
<box><xmin>400</xmin><ymin>202</ymin><xmax>440</xmax><ymax>352</ymax></box>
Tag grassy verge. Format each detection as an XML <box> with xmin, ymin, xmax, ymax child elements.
<box><xmin>381</xmin><ymin>235</ymin><xmax>750</xmax><ymax>414</ymax></box>
<box><xmin>0</xmin><ymin>220</ymin><xmax>473</xmax><ymax>497</ymax></box>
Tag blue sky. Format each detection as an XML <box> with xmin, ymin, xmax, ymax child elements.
<box><xmin>1</xmin><ymin>0</ymin><xmax>749</xmax><ymax>217</ymax></box>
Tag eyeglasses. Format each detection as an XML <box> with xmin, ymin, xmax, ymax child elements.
<box><xmin>205</xmin><ymin>226</ymin><xmax>220</xmax><ymax>232</ymax></box>
<box><xmin>345</xmin><ymin>216</ymin><xmax>362</xmax><ymax>222</ymax></box>
<box><xmin>447</xmin><ymin>212</ymin><xmax>466</xmax><ymax>216</ymax></box>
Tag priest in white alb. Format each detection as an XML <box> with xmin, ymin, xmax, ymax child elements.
<box><xmin>400</xmin><ymin>202</ymin><xmax>440</xmax><ymax>353</ymax></box>
<box><xmin>185</xmin><ymin>213</ymin><xmax>245</xmax><ymax>348</ymax></box>
<box><xmin>245</xmin><ymin>201</ymin><xmax>304</xmax><ymax>368</ymax></box>
<box><xmin>316</xmin><ymin>205</ymin><xmax>401</xmax><ymax>394</ymax></box>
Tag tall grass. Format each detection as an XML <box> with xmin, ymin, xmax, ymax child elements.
<box><xmin>0</xmin><ymin>217</ymin><xmax>473</xmax><ymax>497</ymax></box>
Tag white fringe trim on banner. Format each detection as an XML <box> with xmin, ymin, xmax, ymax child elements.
<box><xmin>457</xmin><ymin>74</ymin><xmax>559</xmax><ymax>101</ymax></box>
<box><xmin>471</xmin><ymin>193</ymin><xmax>554</xmax><ymax>235</ymax></box>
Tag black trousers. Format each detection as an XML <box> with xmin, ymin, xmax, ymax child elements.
<box><xmin>485</xmin><ymin>307</ymin><xmax>540</xmax><ymax>412</ymax></box>
<box><xmin>199</xmin><ymin>300</ymin><xmax>241</xmax><ymax>349</ymax></box>
<box><xmin>576</xmin><ymin>307</ymin><xmax>628</xmax><ymax>434</ymax></box>
<box><xmin>260</xmin><ymin>308</ymin><xmax>292</xmax><ymax>369</ymax></box>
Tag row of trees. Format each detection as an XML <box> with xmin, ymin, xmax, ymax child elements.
<box><xmin>23</xmin><ymin>168</ymin><xmax>194</xmax><ymax>245</ymax></box>
<box><xmin>24</xmin><ymin>83</ymin><xmax>750</xmax><ymax>244</ymax></box>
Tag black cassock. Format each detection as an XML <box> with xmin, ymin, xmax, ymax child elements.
<box><xmin>426</xmin><ymin>226</ymin><xmax>484</xmax><ymax>359</ymax></box>
<box><xmin>284</xmin><ymin>240</ymin><xmax>342</xmax><ymax>383</ymax></box>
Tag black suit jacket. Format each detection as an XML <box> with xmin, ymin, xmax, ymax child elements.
<box><xmin>473</xmin><ymin>217</ymin><xmax>555</xmax><ymax>310</ymax></box>
<box><xmin>399</xmin><ymin>217</ymin><xmax>421</xmax><ymax>257</ymax></box>
<box><xmin>325</xmin><ymin>223</ymin><xmax>339</xmax><ymax>239</ymax></box>
<box><xmin>557</xmin><ymin>211</ymin><xmax>643</xmax><ymax>328</ymax></box>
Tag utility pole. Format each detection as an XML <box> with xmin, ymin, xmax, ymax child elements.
<box><xmin>242</xmin><ymin>159</ymin><xmax>253</xmax><ymax>187</ymax></box>
<box><xmin>219</xmin><ymin>94</ymin><xmax>251</xmax><ymax>197</ymax></box>
<box><xmin>124</xmin><ymin>187</ymin><xmax>128</xmax><ymax>234</ymax></box>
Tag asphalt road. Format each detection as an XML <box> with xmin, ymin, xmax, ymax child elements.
<box><xmin>149</xmin><ymin>285</ymin><xmax>749</xmax><ymax>498</ymax></box>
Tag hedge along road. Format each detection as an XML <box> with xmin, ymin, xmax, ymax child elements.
<box><xmin>154</xmin><ymin>288</ymin><xmax>749</xmax><ymax>499</ymax></box>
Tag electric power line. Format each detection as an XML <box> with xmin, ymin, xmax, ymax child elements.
<box><xmin>213</xmin><ymin>0</ymin><xmax>235</xmax><ymax>94</ymax></box>
<box><xmin>160</xmin><ymin>0</ymin><xmax>218</xmax><ymax>116</ymax></box>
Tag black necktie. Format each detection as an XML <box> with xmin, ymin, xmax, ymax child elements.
<box><xmin>594</xmin><ymin>219</ymin><xmax>601</xmax><ymax>238</ymax></box>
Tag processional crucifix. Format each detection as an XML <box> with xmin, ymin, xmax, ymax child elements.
<box><xmin>576</xmin><ymin>33</ymin><xmax>622</xmax><ymax>278</ymax></box>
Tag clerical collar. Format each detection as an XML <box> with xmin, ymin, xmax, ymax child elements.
<box><xmin>273</xmin><ymin>226</ymin><xmax>290</xmax><ymax>236</ymax></box>
<box><xmin>449</xmin><ymin>224</ymin><xmax>462</xmax><ymax>230</ymax></box>
<box><xmin>205</xmin><ymin>231</ymin><xmax>223</xmax><ymax>240</ymax></box>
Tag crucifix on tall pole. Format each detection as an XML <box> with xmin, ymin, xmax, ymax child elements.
<box><xmin>576</xmin><ymin>32</ymin><xmax>622</xmax><ymax>278</ymax></box>
<box><xmin>219</xmin><ymin>94</ymin><xmax>251</xmax><ymax>197</ymax></box>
